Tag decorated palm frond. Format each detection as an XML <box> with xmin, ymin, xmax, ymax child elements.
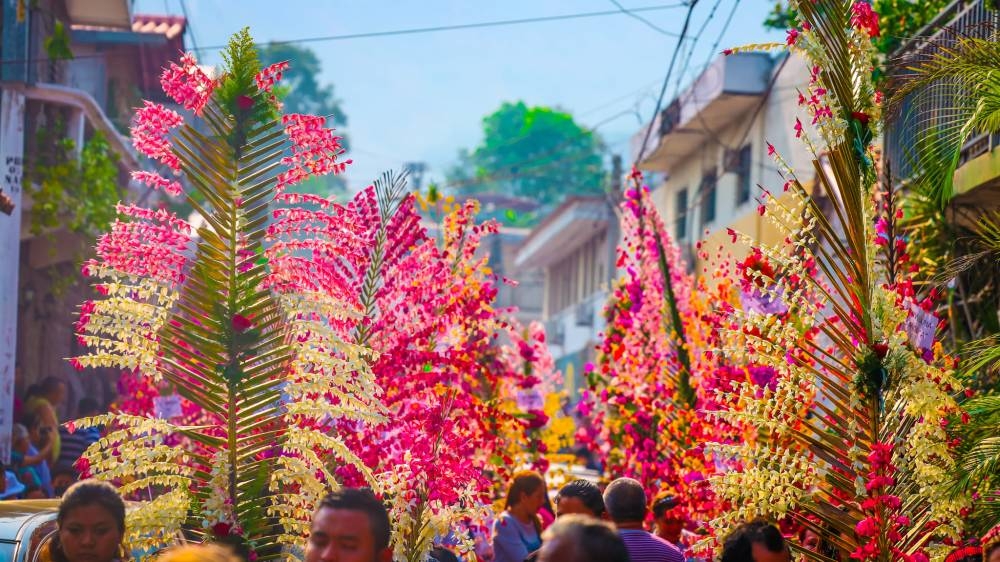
<box><xmin>71</xmin><ymin>31</ymin><xmax>393</xmax><ymax>559</ymax></box>
<box><xmin>582</xmin><ymin>183</ymin><xmax>733</xmax><ymax>527</ymax></box>
<box><xmin>705</xmin><ymin>2</ymin><xmax>969</xmax><ymax>561</ymax></box>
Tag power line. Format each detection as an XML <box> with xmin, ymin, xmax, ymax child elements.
<box><xmin>607</xmin><ymin>0</ymin><xmax>680</xmax><ymax>37</ymax></box>
<box><xmin>633</xmin><ymin>0</ymin><xmax>702</xmax><ymax>167</ymax></box>
<box><xmin>178</xmin><ymin>0</ymin><xmax>200</xmax><ymax>54</ymax></box>
<box><xmin>193</xmin><ymin>4</ymin><xmax>689</xmax><ymax>51</ymax></box>
<box><xmin>0</xmin><ymin>3</ymin><xmax>688</xmax><ymax>67</ymax></box>
<box><xmin>672</xmin><ymin>0</ymin><xmax>729</xmax><ymax>101</ymax></box>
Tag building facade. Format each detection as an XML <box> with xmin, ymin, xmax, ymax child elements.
<box><xmin>0</xmin><ymin>0</ymin><xmax>185</xmax><ymax>461</ymax></box>
<box><xmin>633</xmin><ymin>51</ymin><xmax>813</xmax><ymax>274</ymax></box>
<box><xmin>514</xmin><ymin>196</ymin><xmax>620</xmax><ymax>400</ymax></box>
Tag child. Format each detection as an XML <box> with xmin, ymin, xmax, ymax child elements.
<box><xmin>10</xmin><ymin>423</ymin><xmax>47</xmax><ymax>498</ymax></box>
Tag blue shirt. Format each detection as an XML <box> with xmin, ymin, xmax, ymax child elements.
<box><xmin>493</xmin><ymin>512</ymin><xmax>541</xmax><ymax>562</ymax></box>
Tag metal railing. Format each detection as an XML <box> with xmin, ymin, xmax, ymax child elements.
<box><xmin>885</xmin><ymin>0</ymin><xmax>999</xmax><ymax>180</ymax></box>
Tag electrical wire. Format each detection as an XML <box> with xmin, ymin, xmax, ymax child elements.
<box><xmin>672</xmin><ymin>0</ymin><xmax>726</xmax><ymax>101</ymax></box>
<box><xmin>633</xmin><ymin>0</ymin><xmax>701</xmax><ymax>168</ymax></box>
<box><xmin>607</xmin><ymin>0</ymin><xmax>681</xmax><ymax>37</ymax></box>
<box><xmin>0</xmin><ymin>3</ymin><xmax>688</xmax><ymax>66</ymax></box>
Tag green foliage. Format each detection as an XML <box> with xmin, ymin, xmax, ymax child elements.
<box><xmin>44</xmin><ymin>20</ymin><xmax>74</xmax><ymax>61</ymax></box>
<box><xmin>26</xmin><ymin>125</ymin><xmax>121</xmax><ymax>236</ymax></box>
<box><xmin>764</xmin><ymin>0</ymin><xmax>952</xmax><ymax>55</ymax></box>
<box><xmin>449</xmin><ymin>101</ymin><xmax>606</xmax><ymax>221</ymax></box>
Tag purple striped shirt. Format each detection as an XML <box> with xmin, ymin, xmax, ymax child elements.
<box><xmin>619</xmin><ymin>529</ymin><xmax>686</xmax><ymax>562</ymax></box>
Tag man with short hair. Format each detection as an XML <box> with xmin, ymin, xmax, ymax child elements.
<box><xmin>604</xmin><ymin>478</ymin><xmax>684</xmax><ymax>562</ymax></box>
<box><xmin>305</xmin><ymin>488</ymin><xmax>393</xmax><ymax>562</ymax></box>
<box><xmin>555</xmin><ymin>479</ymin><xmax>606</xmax><ymax>519</ymax></box>
<box><xmin>538</xmin><ymin>514</ymin><xmax>631</xmax><ymax>562</ymax></box>
<box><xmin>720</xmin><ymin>520</ymin><xmax>791</xmax><ymax>562</ymax></box>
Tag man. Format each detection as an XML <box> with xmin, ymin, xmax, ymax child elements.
<box><xmin>57</xmin><ymin>397</ymin><xmax>103</xmax><ymax>473</ymax></box>
<box><xmin>538</xmin><ymin>514</ymin><xmax>631</xmax><ymax>562</ymax></box>
<box><xmin>650</xmin><ymin>491</ymin><xmax>702</xmax><ymax>560</ymax></box>
<box><xmin>604</xmin><ymin>478</ymin><xmax>684</xmax><ymax>562</ymax></box>
<box><xmin>720</xmin><ymin>520</ymin><xmax>791</xmax><ymax>562</ymax></box>
<box><xmin>305</xmin><ymin>488</ymin><xmax>393</xmax><ymax>562</ymax></box>
<box><xmin>555</xmin><ymin>479</ymin><xmax>606</xmax><ymax>519</ymax></box>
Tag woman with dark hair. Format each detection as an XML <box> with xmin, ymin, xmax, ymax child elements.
<box><xmin>493</xmin><ymin>470</ymin><xmax>547</xmax><ymax>562</ymax></box>
<box><xmin>40</xmin><ymin>479</ymin><xmax>128</xmax><ymax>562</ymax></box>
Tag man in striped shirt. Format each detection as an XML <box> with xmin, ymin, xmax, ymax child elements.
<box><xmin>604</xmin><ymin>478</ymin><xmax>684</xmax><ymax>562</ymax></box>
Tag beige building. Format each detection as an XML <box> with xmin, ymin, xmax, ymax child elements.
<box><xmin>514</xmin><ymin>196</ymin><xmax>619</xmax><ymax>399</ymax></box>
<box><xmin>633</xmin><ymin>51</ymin><xmax>813</xmax><ymax>273</ymax></box>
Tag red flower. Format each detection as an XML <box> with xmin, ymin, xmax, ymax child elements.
<box><xmin>786</xmin><ymin>28</ymin><xmax>799</xmax><ymax>45</ymax></box>
<box><xmin>850</xmin><ymin>1</ymin><xmax>880</xmax><ymax>37</ymax></box>
<box><xmin>237</xmin><ymin>95</ymin><xmax>255</xmax><ymax>110</ymax></box>
<box><xmin>872</xmin><ymin>342</ymin><xmax>889</xmax><ymax>359</ymax></box>
<box><xmin>722</xmin><ymin>48</ymin><xmax>733</xmax><ymax>55</ymax></box>
<box><xmin>794</xmin><ymin>118</ymin><xmax>803</xmax><ymax>138</ymax></box>
<box><xmin>852</xmin><ymin>111</ymin><xmax>871</xmax><ymax>126</ymax></box>
<box><xmin>232</xmin><ymin>313</ymin><xmax>253</xmax><ymax>333</ymax></box>
<box><xmin>212</xmin><ymin>522</ymin><xmax>233</xmax><ymax>537</ymax></box>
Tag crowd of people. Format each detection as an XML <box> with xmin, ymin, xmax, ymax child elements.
<box><xmin>3</xmin><ymin>376</ymin><xmax>103</xmax><ymax>500</ymax></box>
<box><xmin>36</xmin><ymin>476</ymin><xmax>1000</xmax><ymax>562</ymax></box>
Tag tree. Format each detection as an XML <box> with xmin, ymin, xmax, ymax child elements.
<box><xmin>450</xmin><ymin>101</ymin><xmax>606</xmax><ymax>214</ymax></box>
<box><xmin>259</xmin><ymin>42</ymin><xmax>350</xmax><ymax>198</ymax></box>
<box><xmin>764</xmin><ymin>0</ymin><xmax>951</xmax><ymax>56</ymax></box>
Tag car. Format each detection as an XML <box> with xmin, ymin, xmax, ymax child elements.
<box><xmin>0</xmin><ymin>499</ymin><xmax>61</xmax><ymax>562</ymax></box>
<box><xmin>0</xmin><ymin>499</ymin><xmax>185</xmax><ymax>562</ymax></box>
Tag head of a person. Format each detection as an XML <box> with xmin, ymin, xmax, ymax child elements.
<box><xmin>156</xmin><ymin>544</ymin><xmax>243</xmax><ymax>562</ymax></box>
<box><xmin>720</xmin><ymin>520</ymin><xmax>791</xmax><ymax>562</ymax></box>
<box><xmin>504</xmin><ymin>470</ymin><xmax>547</xmax><ymax>514</ymax></box>
<box><xmin>602</xmin><ymin>477</ymin><xmax>647</xmax><ymax>525</ymax></box>
<box><xmin>53</xmin><ymin>479</ymin><xmax>126</xmax><ymax>562</ymax></box>
<box><xmin>428</xmin><ymin>546</ymin><xmax>460</xmax><ymax>562</ymax></box>
<box><xmin>77</xmin><ymin>397</ymin><xmax>101</xmax><ymax>418</ymax></box>
<box><xmin>651</xmin><ymin>491</ymin><xmax>686</xmax><ymax>542</ymax></box>
<box><xmin>306</xmin><ymin>488</ymin><xmax>392</xmax><ymax>562</ymax></box>
<box><xmin>12</xmin><ymin>423</ymin><xmax>30</xmax><ymax>453</ymax></box>
<box><xmin>22</xmin><ymin>410</ymin><xmax>48</xmax><ymax>445</ymax></box>
<box><xmin>798</xmin><ymin>528</ymin><xmax>821</xmax><ymax>552</ymax></box>
<box><xmin>41</xmin><ymin>376</ymin><xmax>68</xmax><ymax>405</ymax></box>
<box><xmin>555</xmin><ymin>479</ymin><xmax>605</xmax><ymax>519</ymax></box>
<box><xmin>538</xmin><ymin>514</ymin><xmax>631</xmax><ymax>562</ymax></box>
<box><xmin>52</xmin><ymin>465</ymin><xmax>79</xmax><ymax>497</ymax></box>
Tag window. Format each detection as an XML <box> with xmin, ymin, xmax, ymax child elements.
<box><xmin>700</xmin><ymin>169</ymin><xmax>717</xmax><ymax>226</ymax></box>
<box><xmin>675</xmin><ymin>188</ymin><xmax>688</xmax><ymax>240</ymax></box>
<box><xmin>736</xmin><ymin>144</ymin><xmax>752</xmax><ymax>205</ymax></box>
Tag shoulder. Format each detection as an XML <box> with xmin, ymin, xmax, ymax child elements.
<box><xmin>494</xmin><ymin>512</ymin><xmax>515</xmax><ymax>531</ymax></box>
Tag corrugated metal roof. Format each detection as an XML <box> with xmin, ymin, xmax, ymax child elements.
<box><xmin>131</xmin><ymin>14</ymin><xmax>187</xmax><ymax>40</ymax></box>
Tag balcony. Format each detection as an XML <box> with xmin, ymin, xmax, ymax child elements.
<box><xmin>515</xmin><ymin>197</ymin><xmax>610</xmax><ymax>270</ymax></box>
<box><xmin>885</xmin><ymin>0</ymin><xmax>1000</xmax><ymax>191</ymax></box>
<box><xmin>635</xmin><ymin>52</ymin><xmax>774</xmax><ymax>172</ymax></box>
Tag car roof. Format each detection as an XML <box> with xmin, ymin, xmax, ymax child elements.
<box><xmin>0</xmin><ymin>500</ymin><xmax>60</xmax><ymax>542</ymax></box>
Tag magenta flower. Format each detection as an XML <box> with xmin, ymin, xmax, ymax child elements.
<box><xmin>160</xmin><ymin>52</ymin><xmax>217</xmax><ymax>115</ymax></box>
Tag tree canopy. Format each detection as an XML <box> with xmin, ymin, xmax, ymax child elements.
<box><xmin>763</xmin><ymin>0</ymin><xmax>951</xmax><ymax>55</ymax></box>
<box><xmin>449</xmin><ymin>101</ymin><xmax>606</xmax><ymax>220</ymax></box>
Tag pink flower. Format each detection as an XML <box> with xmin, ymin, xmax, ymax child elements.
<box><xmin>160</xmin><ymin>52</ymin><xmax>217</xmax><ymax>115</ymax></box>
<box><xmin>255</xmin><ymin>61</ymin><xmax>289</xmax><ymax>93</ymax></box>
<box><xmin>131</xmin><ymin>102</ymin><xmax>184</xmax><ymax>172</ymax></box>
<box><xmin>855</xmin><ymin>517</ymin><xmax>878</xmax><ymax>538</ymax></box>
<box><xmin>275</xmin><ymin>113</ymin><xmax>350</xmax><ymax>192</ymax></box>
<box><xmin>766</xmin><ymin>142</ymin><xmax>775</xmax><ymax>156</ymax></box>
<box><xmin>786</xmin><ymin>28</ymin><xmax>799</xmax><ymax>45</ymax></box>
<box><xmin>850</xmin><ymin>1</ymin><xmax>880</xmax><ymax>37</ymax></box>
<box><xmin>132</xmin><ymin>171</ymin><xmax>183</xmax><ymax>197</ymax></box>
<box><xmin>794</xmin><ymin>118</ymin><xmax>803</xmax><ymax>138</ymax></box>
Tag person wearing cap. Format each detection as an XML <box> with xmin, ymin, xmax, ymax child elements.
<box><xmin>650</xmin><ymin>490</ymin><xmax>701</xmax><ymax>560</ymax></box>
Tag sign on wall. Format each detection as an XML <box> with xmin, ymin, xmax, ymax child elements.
<box><xmin>0</xmin><ymin>89</ymin><xmax>25</xmax><ymax>465</ymax></box>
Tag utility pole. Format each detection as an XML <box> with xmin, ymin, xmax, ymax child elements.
<box><xmin>404</xmin><ymin>162</ymin><xmax>427</xmax><ymax>191</ymax></box>
<box><xmin>606</xmin><ymin>154</ymin><xmax>623</xmax><ymax>284</ymax></box>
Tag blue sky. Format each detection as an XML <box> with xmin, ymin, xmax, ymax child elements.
<box><xmin>135</xmin><ymin>0</ymin><xmax>784</xmax><ymax>191</ymax></box>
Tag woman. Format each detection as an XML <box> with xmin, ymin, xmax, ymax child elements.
<box><xmin>492</xmin><ymin>470</ymin><xmax>547</xmax><ymax>562</ymax></box>
<box><xmin>41</xmin><ymin>479</ymin><xmax>127</xmax><ymax>562</ymax></box>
